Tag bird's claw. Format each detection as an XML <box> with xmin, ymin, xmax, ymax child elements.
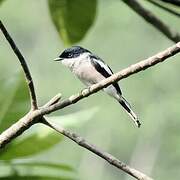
<box><xmin>81</xmin><ymin>87</ymin><xmax>91</xmax><ymax>97</ymax></box>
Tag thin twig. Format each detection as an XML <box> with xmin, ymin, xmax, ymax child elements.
<box><xmin>43</xmin><ymin>93</ymin><xmax>62</xmax><ymax>108</ymax></box>
<box><xmin>147</xmin><ymin>0</ymin><xmax>180</xmax><ymax>17</ymax></box>
<box><xmin>0</xmin><ymin>20</ymin><xmax>38</xmax><ymax>110</ymax></box>
<box><xmin>122</xmin><ymin>0</ymin><xmax>180</xmax><ymax>43</ymax></box>
<box><xmin>41</xmin><ymin>118</ymin><xmax>153</xmax><ymax>180</ymax></box>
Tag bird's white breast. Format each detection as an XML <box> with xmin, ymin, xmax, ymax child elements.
<box><xmin>61</xmin><ymin>53</ymin><xmax>105</xmax><ymax>86</ymax></box>
<box><xmin>74</xmin><ymin>59</ymin><xmax>105</xmax><ymax>86</ymax></box>
<box><xmin>61</xmin><ymin>53</ymin><xmax>120</xmax><ymax>99</ymax></box>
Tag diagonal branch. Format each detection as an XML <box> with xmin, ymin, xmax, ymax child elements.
<box><xmin>42</xmin><ymin>117</ymin><xmax>153</xmax><ymax>180</ymax></box>
<box><xmin>0</xmin><ymin>20</ymin><xmax>38</xmax><ymax>110</ymax></box>
<box><xmin>122</xmin><ymin>0</ymin><xmax>180</xmax><ymax>43</ymax></box>
<box><xmin>39</xmin><ymin>42</ymin><xmax>180</xmax><ymax>115</ymax></box>
<box><xmin>147</xmin><ymin>0</ymin><xmax>180</xmax><ymax>18</ymax></box>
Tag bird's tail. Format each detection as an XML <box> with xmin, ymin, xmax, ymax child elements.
<box><xmin>118</xmin><ymin>96</ymin><xmax>141</xmax><ymax>128</ymax></box>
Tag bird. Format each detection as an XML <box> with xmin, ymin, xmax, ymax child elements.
<box><xmin>54</xmin><ymin>46</ymin><xmax>141</xmax><ymax>127</ymax></box>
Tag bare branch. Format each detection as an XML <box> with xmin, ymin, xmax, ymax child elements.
<box><xmin>39</xmin><ymin>42</ymin><xmax>180</xmax><ymax>115</ymax></box>
<box><xmin>147</xmin><ymin>0</ymin><xmax>180</xmax><ymax>18</ymax></box>
<box><xmin>0</xmin><ymin>20</ymin><xmax>38</xmax><ymax>110</ymax></box>
<box><xmin>41</xmin><ymin>118</ymin><xmax>153</xmax><ymax>180</ymax></box>
<box><xmin>122</xmin><ymin>0</ymin><xmax>180</xmax><ymax>43</ymax></box>
<box><xmin>0</xmin><ymin>111</ymin><xmax>39</xmax><ymax>147</ymax></box>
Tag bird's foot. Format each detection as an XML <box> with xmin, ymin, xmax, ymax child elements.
<box><xmin>81</xmin><ymin>87</ymin><xmax>91</xmax><ymax>97</ymax></box>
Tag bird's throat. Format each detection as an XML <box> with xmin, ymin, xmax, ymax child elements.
<box><xmin>61</xmin><ymin>59</ymin><xmax>75</xmax><ymax>70</ymax></box>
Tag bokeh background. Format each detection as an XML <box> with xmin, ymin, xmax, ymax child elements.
<box><xmin>0</xmin><ymin>0</ymin><xmax>180</xmax><ymax>179</ymax></box>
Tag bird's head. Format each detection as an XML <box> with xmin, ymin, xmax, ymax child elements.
<box><xmin>54</xmin><ymin>46</ymin><xmax>91</xmax><ymax>61</ymax></box>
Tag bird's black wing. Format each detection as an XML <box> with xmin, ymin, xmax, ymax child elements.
<box><xmin>90</xmin><ymin>55</ymin><xmax>122</xmax><ymax>95</ymax></box>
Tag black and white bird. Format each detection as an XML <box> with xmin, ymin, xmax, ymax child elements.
<box><xmin>54</xmin><ymin>46</ymin><xmax>141</xmax><ymax>127</ymax></box>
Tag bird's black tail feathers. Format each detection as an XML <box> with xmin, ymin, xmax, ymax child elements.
<box><xmin>119</xmin><ymin>96</ymin><xmax>141</xmax><ymax>128</ymax></box>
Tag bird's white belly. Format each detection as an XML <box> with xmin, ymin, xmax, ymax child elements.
<box><xmin>63</xmin><ymin>58</ymin><xmax>120</xmax><ymax>99</ymax></box>
<box><xmin>73</xmin><ymin>62</ymin><xmax>119</xmax><ymax>99</ymax></box>
<box><xmin>73</xmin><ymin>63</ymin><xmax>104</xmax><ymax>86</ymax></box>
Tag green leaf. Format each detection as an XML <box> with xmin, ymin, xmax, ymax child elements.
<box><xmin>48</xmin><ymin>0</ymin><xmax>97</xmax><ymax>45</ymax></box>
<box><xmin>2</xmin><ymin>161</ymin><xmax>74</xmax><ymax>172</ymax></box>
<box><xmin>0</xmin><ymin>126</ymin><xmax>63</xmax><ymax>160</ymax></box>
<box><xmin>0</xmin><ymin>0</ymin><xmax>5</xmax><ymax>5</ymax></box>
<box><xmin>0</xmin><ymin>73</ymin><xmax>29</xmax><ymax>132</ymax></box>
<box><xmin>0</xmin><ymin>175</ymin><xmax>73</xmax><ymax>180</ymax></box>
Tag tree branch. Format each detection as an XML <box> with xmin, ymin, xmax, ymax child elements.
<box><xmin>0</xmin><ymin>20</ymin><xmax>38</xmax><ymax>110</ymax></box>
<box><xmin>122</xmin><ymin>0</ymin><xmax>180</xmax><ymax>43</ymax></box>
<box><xmin>147</xmin><ymin>0</ymin><xmax>180</xmax><ymax>18</ymax></box>
<box><xmin>38</xmin><ymin>41</ymin><xmax>180</xmax><ymax>116</ymax></box>
<box><xmin>41</xmin><ymin>117</ymin><xmax>153</xmax><ymax>180</ymax></box>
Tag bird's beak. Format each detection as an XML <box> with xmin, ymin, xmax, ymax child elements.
<box><xmin>54</xmin><ymin>57</ymin><xmax>63</xmax><ymax>61</ymax></box>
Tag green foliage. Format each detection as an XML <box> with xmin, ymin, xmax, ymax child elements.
<box><xmin>48</xmin><ymin>0</ymin><xmax>97</xmax><ymax>45</ymax></box>
<box><xmin>0</xmin><ymin>127</ymin><xmax>63</xmax><ymax>159</ymax></box>
<box><xmin>0</xmin><ymin>161</ymin><xmax>74</xmax><ymax>179</ymax></box>
<box><xmin>8</xmin><ymin>162</ymin><xmax>74</xmax><ymax>171</ymax></box>
<box><xmin>0</xmin><ymin>74</ymin><xmax>29</xmax><ymax>132</ymax></box>
<box><xmin>0</xmin><ymin>0</ymin><xmax>4</xmax><ymax>5</ymax></box>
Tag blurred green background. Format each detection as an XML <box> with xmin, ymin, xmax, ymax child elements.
<box><xmin>0</xmin><ymin>0</ymin><xmax>180</xmax><ymax>179</ymax></box>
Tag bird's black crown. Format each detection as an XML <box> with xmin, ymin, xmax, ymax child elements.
<box><xmin>59</xmin><ymin>46</ymin><xmax>90</xmax><ymax>59</ymax></box>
